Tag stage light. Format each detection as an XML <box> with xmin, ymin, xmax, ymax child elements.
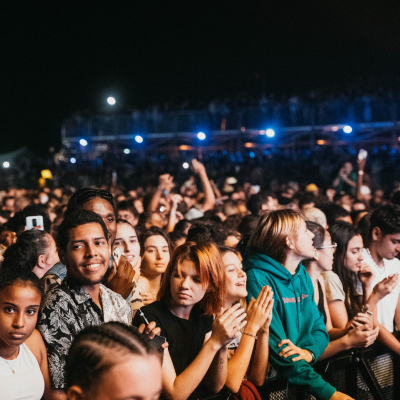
<box><xmin>197</xmin><ymin>132</ymin><xmax>206</xmax><ymax>140</ymax></box>
<box><xmin>124</xmin><ymin>148</ymin><xmax>130</xmax><ymax>154</ymax></box>
<box><xmin>183</xmin><ymin>162</ymin><xmax>189</xmax><ymax>169</ymax></box>
<box><xmin>70</xmin><ymin>157</ymin><xmax>76</xmax><ymax>164</ymax></box>
<box><xmin>266</xmin><ymin>128</ymin><xmax>275</xmax><ymax>138</ymax></box>
<box><xmin>343</xmin><ymin>125</ymin><xmax>353</xmax><ymax>134</ymax></box>
<box><xmin>79</xmin><ymin>139</ymin><xmax>88</xmax><ymax>146</ymax></box>
<box><xmin>107</xmin><ymin>97</ymin><xmax>116</xmax><ymax>105</ymax></box>
<box><xmin>135</xmin><ymin>135</ymin><xmax>143</xmax><ymax>144</ymax></box>
<box><xmin>2</xmin><ymin>161</ymin><xmax>10</xmax><ymax>168</ymax></box>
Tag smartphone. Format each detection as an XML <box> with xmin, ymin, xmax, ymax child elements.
<box><xmin>131</xmin><ymin>326</ymin><xmax>166</xmax><ymax>359</ymax></box>
<box><xmin>112</xmin><ymin>246</ymin><xmax>122</xmax><ymax>266</ymax></box>
<box><xmin>358</xmin><ymin>149</ymin><xmax>368</xmax><ymax>160</ymax></box>
<box><xmin>26</xmin><ymin>216</ymin><xmax>44</xmax><ymax>230</ymax></box>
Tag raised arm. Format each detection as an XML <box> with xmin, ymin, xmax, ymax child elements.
<box><xmin>192</xmin><ymin>159</ymin><xmax>215</xmax><ymax>212</ymax></box>
<box><xmin>161</xmin><ymin>304</ymin><xmax>247</xmax><ymax>400</ymax></box>
<box><xmin>148</xmin><ymin>174</ymin><xmax>174</xmax><ymax>212</ymax></box>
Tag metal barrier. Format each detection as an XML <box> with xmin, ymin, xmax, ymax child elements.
<box><xmin>257</xmin><ymin>336</ymin><xmax>400</xmax><ymax>400</ymax></box>
<box><xmin>62</xmin><ymin>97</ymin><xmax>400</xmax><ymax>139</ymax></box>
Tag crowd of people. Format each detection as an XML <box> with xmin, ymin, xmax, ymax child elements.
<box><xmin>1</xmin><ymin>151</ymin><xmax>400</xmax><ymax>400</ymax></box>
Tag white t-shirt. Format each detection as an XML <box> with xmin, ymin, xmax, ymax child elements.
<box><xmin>362</xmin><ymin>248</ymin><xmax>400</xmax><ymax>332</ymax></box>
<box><xmin>0</xmin><ymin>342</ymin><xmax>44</xmax><ymax>400</ymax></box>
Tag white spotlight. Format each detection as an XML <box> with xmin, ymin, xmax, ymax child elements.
<box><xmin>124</xmin><ymin>148</ymin><xmax>130</xmax><ymax>154</ymax></box>
<box><xmin>183</xmin><ymin>162</ymin><xmax>189</xmax><ymax>169</ymax></box>
<box><xmin>135</xmin><ymin>135</ymin><xmax>143</xmax><ymax>144</ymax></box>
<box><xmin>2</xmin><ymin>161</ymin><xmax>10</xmax><ymax>168</ymax></box>
<box><xmin>197</xmin><ymin>132</ymin><xmax>206</xmax><ymax>140</ymax></box>
<box><xmin>343</xmin><ymin>125</ymin><xmax>353</xmax><ymax>134</ymax></box>
<box><xmin>266</xmin><ymin>129</ymin><xmax>275</xmax><ymax>138</ymax></box>
<box><xmin>70</xmin><ymin>157</ymin><xmax>77</xmax><ymax>164</ymax></box>
<box><xmin>79</xmin><ymin>139</ymin><xmax>88</xmax><ymax>146</ymax></box>
<box><xmin>107</xmin><ymin>97</ymin><xmax>116</xmax><ymax>105</ymax></box>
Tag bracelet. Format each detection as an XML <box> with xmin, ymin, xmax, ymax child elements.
<box><xmin>242</xmin><ymin>332</ymin><xmax>258</xmax><ymax>339</ymax></box>
<box><xmin>358</xmin><ymin>171</ymin><xmax>364</xmax><ymax>175</ymax></box>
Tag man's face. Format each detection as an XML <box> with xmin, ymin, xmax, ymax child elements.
<box><xmin>374</xmin><ymin>229</ymin><xmax>400</xmax><ymax>260</ymax></box>
<box><xmin>83</xmin><ymin>198</ymin><xmax>117</xmax><ymax>244</ymax></box>
<box><xmin>60</xmin><ymin>223</ymin><xmax>110</xmax><ymax>287</ymax></box>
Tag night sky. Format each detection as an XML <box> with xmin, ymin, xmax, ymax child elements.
<box><xmin>1</xmin><ymin>1</ymin><xmax>400</xmax><ymax>155</ymax></box>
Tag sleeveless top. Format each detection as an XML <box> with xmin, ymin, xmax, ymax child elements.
<box><xmin>317</xmin><ymin>280</ymin><xmax>327</xmax><ymax>325</ymax></box>
<box><xmin>0</xmin><ymin>342</ymin><xmax>45</xmax><ymax>400</ymax></box>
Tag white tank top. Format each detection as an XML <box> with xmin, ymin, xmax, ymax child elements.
<box><xmin>0</xmin><ymin>342</ymin><xmax>45</xmax><ymax>400</ymax></box>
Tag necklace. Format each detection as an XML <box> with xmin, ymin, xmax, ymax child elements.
<box><xmin>366</xmin><ymin>248</ymin><xmax>386</xmax><ymax>274</ymax></box>
<box><xmin>2</xmin><ymin>348</ymin><xmax>19</xmax><ymax>374</ymax></box>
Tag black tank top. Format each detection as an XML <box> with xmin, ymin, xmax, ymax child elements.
<box><xmin>317</xmin><ymin>280</ymin><xmax>327</xmax><ymax>325</ymax></box>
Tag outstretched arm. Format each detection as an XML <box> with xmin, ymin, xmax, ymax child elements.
<box><xmin>192</xmin><ymin>159</ymin><xmax>215</xmax><ymax>212</ymax></box>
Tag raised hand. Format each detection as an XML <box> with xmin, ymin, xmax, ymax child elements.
<box><xmin>373</xmin><ymin>273</ymin><xmax>399</xmax><ymax>300</ymax></box>
<box><xmin>106</xmin><ymin>254</ymin><xmax>136</xmax><ymax>299</ymax></box>
<box><xmin>358</xmin><ymin>263</ymin><xmax>375</xmax><ymax>288</ymax></box>
<box><xmin>210</xmin><ymin>304</ymin><xmax>247</xmax><ymax>348</ymax></box>
<box><xmin>246</xmin><ymin>286</ymin><xmax>274</xmax><ymax>335</ymax></box>
<box><xmin>159</xmin><ymin>174</ymin><xmax>175</xmax><ymax>192</ymax></box>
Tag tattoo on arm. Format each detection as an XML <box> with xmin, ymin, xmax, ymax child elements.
<box><xmin>219</xmin><ymin>358</ymin><xmax>224</xmax><ymax>369</ymax></box>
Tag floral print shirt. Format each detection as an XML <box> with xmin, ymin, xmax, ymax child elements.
<box><xmin>37</xmin><ymin>276</ymin><xmax>132</xmax><ymax>389</ymax></box>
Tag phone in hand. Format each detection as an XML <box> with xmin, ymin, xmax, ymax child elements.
<box><xmin>358</xmin><ymin>149</ymin><xmax>368</xmax><ymax>160</ymax></box>
<box><xmin>112</xmin><ymin>246</ymin><xmax>122</xmax><ymax>266</ymax></box>
<box><xmin>26</xmin><ymin>216</ymin><xmax>44</xmax><ymax>230</ymax></box>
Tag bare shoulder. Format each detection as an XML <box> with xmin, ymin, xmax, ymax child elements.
<box><xmin>25</xmin><ymin>329</ymin><xmax>46</xmax><ymax>362</ymax></box>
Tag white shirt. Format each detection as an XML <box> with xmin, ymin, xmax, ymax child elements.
<box><xmin>0</xmin><ymin>343</ymin><xmax>44</xmax><ymax>400</ymax></box>
<box><xmin>362</xmin><ymin>248</ymin><xmax>400</xmax><ymax>332</ymax></box>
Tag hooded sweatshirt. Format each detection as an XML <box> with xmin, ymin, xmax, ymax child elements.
<box><xmin>244</xmin><ymin>248</ymin><xmax>336</xmax><ymax>400</ymax></box>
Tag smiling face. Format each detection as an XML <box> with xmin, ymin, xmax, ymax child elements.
<box><xmin>113</xmin><ymin>223</ymin><xmax>140</xmax><ymax>272</ymax></box>
<box><xmin>59</xmin><ymin>223</ymin><xmax>110</xmax><ymax>288</ymax></box>
<box><xmin>222</xmin><ymin>251</ymin><xmax>247</xmax><ymax>305</ymax></box>
<box><xmin>141</xmin><ymin>235</ymin><xmax>170</xmax><ymax>278</ymax></box>
<box><xmin>83</xmin><ymin>198</ymin><xmax>117</xmax><ymax>244</ymax></box>
<box><xmin>0</xmin><ymin>283</ymin><xmax>41</xmax><ymax>355</ymax></box>
<box><xmin>290</xmin><ymin>219</ymin><xmax>316</xmax><ymax>260</ymax></box>
<box><xmin>344</xmin><ymin>234</ymin><xmax>364</xmax><ymax>273</ymax></box>
<box><xmin>169</xmin><ymin>259</ymin><xmax>207</xmax><ymax>312</ymax></box>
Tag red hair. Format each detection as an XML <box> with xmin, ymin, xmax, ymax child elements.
<box><xmin>157</xmin><ymin>241</ymin><xmax>226</xmax><ymax>315</ymax></box>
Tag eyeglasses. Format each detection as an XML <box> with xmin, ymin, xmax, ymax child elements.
<box><xmin>76</xmin><ymin>189</ymin><xmax>114</xmax><ymax>205</ymax></box>
<box><xmin>316</xmin><ymin>243</ymin><xmax>337</xmax><ymax>252</ymax></box>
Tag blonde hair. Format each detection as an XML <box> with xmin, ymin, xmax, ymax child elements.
<box><xmin>248</xmin><ymin>209</ymin><xmax>304</xmax><ymax>264</ymax></box>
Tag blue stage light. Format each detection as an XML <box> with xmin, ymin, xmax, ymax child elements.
<box><xmin>124</xmin><ymin>148</ymin><xmax>130</xmax><ymax>154</ymax></box>
<box><xmin>197</xmin><ymin>132</ymin><xmax>206</xmax><ymax>140</ymax></box>
<box><xmin>135</xmin><ymin>135</ymin><xmax>144</xmax><ymax>144</ymax></box>
<box><xmin>70</xmin><ymin>157</ymin><xmax>76</xmax><ymax>164</ymax></box>
<box><xmin>266</xmin><ymin>128</ymin><xmax>275</xmax><ymax>138</ymax></box>
<box><xmin>79</xmin><ymin>139</ymin><xmax>88</xmax><ymax>146</ymax></box>
<box><xmin>343</xmin><ymin>125</ymin><xmax>353</xmax><ymax>134</ymax></box>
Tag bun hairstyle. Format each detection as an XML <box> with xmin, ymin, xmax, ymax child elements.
<box><xmin>66</xmin><ymin>322</ymin><xmax>159</xmax><ymax>392</ymax></box>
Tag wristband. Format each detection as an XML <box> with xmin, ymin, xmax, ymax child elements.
<box><xmin>307</xmin><ymin>350</ymin><xmax>316</xmax><ymax>364</ymax></box>
<box><xmin>358</xmin><ymin>171</ymin><xmax>364</xmax><ymax>175</ymax></box>
<box><xmin>242</xmin><ymin>332</ymin><xmax>258</xmax><ymax>339</ymax></box>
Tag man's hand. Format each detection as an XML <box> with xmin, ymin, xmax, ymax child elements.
<box><xmin>278</xmin><ymin>339</ymin><xmax>312</xmax><ymax>363</ymax></box>
<box><xmin>105</xmin><ymin>254</ymin><xmax>135</xmax><ymax>298</ymax></box>
<box><xmin>192</xmin><ymin>159</ymin><xmax>206</xmax><ymax>176</ymax></box>
<box><xmin>158</xmin><ymin>174</ymin><xmax>174</xmax><ymax>192</ymax></box>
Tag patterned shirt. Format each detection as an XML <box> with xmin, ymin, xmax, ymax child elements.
<box><xmin>37</xmin><ymin>276</ymin><xmax>132</xmax><ymax>389</ymax></box>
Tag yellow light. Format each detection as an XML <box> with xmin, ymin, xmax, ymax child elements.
<box><xmin>41</xmin><ymin>169</ymin><xmax>53</xmax><ymax>179</ymax></box>
<box><xmin>331</xmin><ymin>126</ymin><xmax>339</xmax><ymax>132</ymax></box>
<box><xmin>317</xmin><ymin>140</ymin><xmax>326</xmax><ymax>145</ymax></box>
<box><xmin>244</xmin><ymin>143</ymin><xmax>254</xmax><ymax>148</ymax></box>
<box><xmin>180</xmin><ymin>145</ymin><xmax>190</xmax><ymax>150</ymax></box>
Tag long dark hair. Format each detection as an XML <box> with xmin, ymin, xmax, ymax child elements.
<box><xmin>329</xmin><ymin>222</ymin><xmax>362</xmax><ymax>316</ymax></box>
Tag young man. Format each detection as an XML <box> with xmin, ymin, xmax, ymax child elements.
<box><xmin>362</xmin><ymin>204</ymin><xmax>400</xmax><ymax>353</ymax></box>
<box><xmin>37</xmin><ymin>210</ymin><xmax>133</xmax><ymax>400</ymax></box>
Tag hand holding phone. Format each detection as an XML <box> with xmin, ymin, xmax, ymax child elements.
<box><xmin>26</xmin><ymin>216</ymin><xmax>44</xmax><ymax>231</ymax></box>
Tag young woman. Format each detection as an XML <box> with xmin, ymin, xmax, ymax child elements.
<box><xmin>133</xmin><ymin>241</ymin><xmax>247</xmax><ymax>400</ymax></box>
<box><xmin>0</xmin><ymin>269</ymin><xmax>51</xmax><ymax>400</ymax></box>
<box><xmin>113</xmin><ymin>219</ymin><xmax>143</xmax><ymax>311</ymax></box>
<box><xmin>220</xmin><ymin>246</ymin><xmax>273</xmax><ymax>393</ymax></box>
<box><xmin>66</xmin><ymin>322</ymin><xmax>162</xmax><ymax>400</ymax></box>
<box><xmin>324</xmin><ymin>221</ymin><xmax>397</xmax><ymax>330</ymax></box>
<box><xmin>244</xmin><ymin>209</ymin><xmax>352</xmax><ymax>400</ymax></box>
<box><xmin>139</xmin><ymin>227</ymin><xmax>173</xmax><ymax>306</ymax></box>
<box><xmin>304</xmin><ymin>221</ymin><xmax>380</xmax><ymax>360</ymax></box>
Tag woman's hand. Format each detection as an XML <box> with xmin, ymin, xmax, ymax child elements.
<box><xmin>210</xmin><ymin>304</ymin><xmax>247</xmax><ymax>348</ymax></box>
<box><xmin>245</xmin><ymin>286</ymin><xmax>274</xmax><ymax>335</ymax></box>
<box><xmin>372</xmin><ymin>273</ymin><xmax>399</xmax><ymax>300</ymax></box>
<box><xmin>358</xmin><ymin>263</ymin><xmax>375</xmax><ymax>288</ymax></box>
<box><xmin>277</xmin><ymin>339</ymin><xmax>312</xmax><ymax>363</ymax></box>
<box><xmin>352</xmin><ymin>312</ymin><xmax>373</xmax><ymax>331</ymax></box>
<box><xmin>346</xmin><ymin>325</ymin><xmax>379</xmax><ymax>348</ymax></box>
<box><xmin>137</xmin><ymin>321</ymin><xmax>169</xmax><ymax>349</ymax></box>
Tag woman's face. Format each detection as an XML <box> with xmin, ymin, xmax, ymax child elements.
<box><xmin>344</xmin><ymin>234</ymin><xmax>364</xmax><ymax>273</ymax></box>
<box><xmin>77</xmin><ymin>354</ymin><xmax>162</xmax><ymax>400</ymax></box>
<box><xmin>316</xmin><ymin>232</ymin><xmax>335</xmax><ymax>272</ymax></box>
<box><xmin>141</xmin><ymin>235</ymin><xmax>170</xmax><ymax>277</ymax></box>
<box><xmin>0</xmin><ymin>283</ymin><xmax>41</xmax><ymax>352</ymax></box>
<box><xmin>113</xmin><ymin>223</ymin><xmax>141</xmax><ymax>273</ymax></box>
<box><xmin>291</xmin><ymin>219</ymin><xmax>315</xmax><ymax>260</ymax></box>
<box><xmin>169</xmin><ymin>259</ymin><xmax>207</xmax><ymax>309</ymax></box>
<box><xmin>222</xmin><ymin>251</ymin><xmax>247</xmax><ymax>303</ymax></box>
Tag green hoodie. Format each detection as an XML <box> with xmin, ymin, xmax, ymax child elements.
<box><xmin>244</xmin><ymin>248</ymin><xmax>336</xmax><ymax>400</ymax></box>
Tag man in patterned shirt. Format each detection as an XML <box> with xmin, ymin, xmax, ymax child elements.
<box><xmin>37</xmin><ymin>209</ymin><xmax>133</xmax><ymax>400</ymax></box>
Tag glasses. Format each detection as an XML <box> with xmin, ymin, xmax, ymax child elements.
<box><xmin>76</xmin><ymin>189</ymin><xmax>114</xmax><ymax>205</ymax></box>
<box><xmin>316</xmin><ymin>243</ymin><xmax>337</xmax><ymax>253</ymax></box>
